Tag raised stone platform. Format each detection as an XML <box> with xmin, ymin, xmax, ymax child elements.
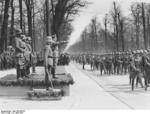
<box><xmin>0</xmin><ymin>66</ymin><xmax>74</xmax><ymax>97</ymax></box>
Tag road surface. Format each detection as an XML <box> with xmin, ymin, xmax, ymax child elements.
<box><xmin>0</xmin><ymin>62</ymin><xmax>150</xmax><ymax>109</ymax></box>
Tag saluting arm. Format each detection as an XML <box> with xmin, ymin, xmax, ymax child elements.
<box><xmin>53</xmin><ymin>41</ymin><xmax>68</xmax><ymax>46</ymax></box>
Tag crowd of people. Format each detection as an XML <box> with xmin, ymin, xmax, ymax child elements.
<box><xmin>58</xmin><ymin>53</ymin><xmax>70</xmax><ymax>66</ymax></box>
<box><xmin>71</xmin><ymin>50</ymin><xmax>150</xmax><ymax>91</ymax></box>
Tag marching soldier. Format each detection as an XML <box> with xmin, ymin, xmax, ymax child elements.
<box><xmin>129</xmin><ymin>51</ymin><xmax>144</xmax><ymax>91</ymax></box>
<box><xmin>122</xmin><ymin>52</ymin><xmax>130</xmax><ymax>74</ymax></box>
<box><xmin>99</xmin><ymin>55</ymin><xmax>106</xmax><ymax>75</ymax></box>
<box><xmin>116</xmin><ymin>52</ymin><xmax>123</xmax><ymax>75</ymax></box>
<box><xmin>142</xmin><ymin>50</ymin><xmax>150</xmax><ymax>90</ymax></box>
<box><xmin>112</xmin><ymin>52</ymin><xmax>117</xmax><ymax>74</ymax></box>
<box><xmin>82</xmin><ymin>55</ymin><xmax>86</xmax><ymax>70</ymax></box>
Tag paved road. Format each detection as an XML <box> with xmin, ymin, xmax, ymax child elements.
<box><xmin>73</xmin><ymin>62</ymin><xmax>150</xmax><ymax>109</ymax></box>
<box><xmin>65</xmin><ymin>63</ymin><xmax>130</xmax><ymax>109</ymax></box>
<box><xmin>0</xmin><ymin>63</ymin><xmax>150</xmax><ymax>109</ymax></box>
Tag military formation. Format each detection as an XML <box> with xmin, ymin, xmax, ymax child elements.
<box><xmin>71</xmin><ymin>50</ymin><xmax>150</xmax><ymax>91</ymax></box>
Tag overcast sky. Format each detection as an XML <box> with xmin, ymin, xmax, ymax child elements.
<box><xmin>65</xmin><ymin>0</ymin><xmax>150</xmax><ymax>51</ymax></box>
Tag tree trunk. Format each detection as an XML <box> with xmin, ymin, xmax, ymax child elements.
<box><xmin>45</xmin><ymin>0</ymin><xmax>51</xmax><ymax>36</ymax></box>
<box><xmin>0</xmin><ymin>0</ymin><xmax>10</xmax><ymax>53</ymax></box>
<box><xmin>113</xmin><ymin>2</ymin><xmax>119</xmax><ymax>51</ymax></box>
<box><xmin>104</xmin><ymin>14</ymin><xmax>108</xmax><ymax>52</ymax></box>
<box><xmin>0</xmin><ymin>1</ymin><xmax>4</xmax><ymax>23</ymax></box>
<box><xmin>142</xmin><ymin>3</ymin><xmax>147</xmax><ymax>49</ymax></box>
<box><xmin>121</xmin><ymin>22</ymin><xmax>124</xmax><ymax>51</ymax></box>
<box><xmin>136</xmin><ymin>22</ymin><xmax>140</xmax><ymax>49</ymax></box>
<box><xmin>26</xmin><ymin>0</ymin><xmax>33</xmax><ymax>49</ymax></box>
<box><xmin>23</xmin><ymin>17</ymin><xmax>26</xmax><ymax>34</ymax></box>
<box><xmin>32</xmin><ymin>0</ymin><xmax>35</xmax><ymax>51</ymax></box>
<box><xmin>10</xmin><ymin>0</ymin><xmax>15</xmax><ymax>45</ymax></box>
<box><xmin>19</xmin><ymin>0</ymin><xmax>23</xmax><ymax>30</ymax></box>
<box><xmin>147</xmin><ymin>15</ymin><xmax>150</xmax><ymax>48</ymax></box>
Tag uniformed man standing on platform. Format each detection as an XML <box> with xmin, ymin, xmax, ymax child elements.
<box><xmin>15</xmin><ymin>29</ymin><xmax>26</xmax><ymax>80</ymax></box>
<box><xmin>44</xmin><ymin>36</ymin><xmax>54</xmax><ymax>90</ymax></box>
<box><xmin>24</xmin><ymin>36</ymin><xmax>32</xmax><ymax>77</ymax></box>
<box><xmin>51</xmin><ymin>34</ymin><xmax>68</xmax><ymax>78</ymax></box>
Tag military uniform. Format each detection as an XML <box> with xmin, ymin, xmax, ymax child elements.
<box><xmin>44</xmin><ymin>36</ymin><xmax>54</xmax><ymax>89</ymax></box>
<box><xmin>24</xmin><ymin>36</ymin><xmax>32</xmax><ymax>76</ymax></box>
<box><xmin>116</xmin><ymin>55</ymin><xmax>123</xmax><ymax>75</ymax></box>
<box><xmin>105</xmin><ymin>56</ymin><xmax>113</xmax><ymax>75</ymax></box>
<box><xmin>112</xmin><ymin>55</ymin><xmax>117</xmax><ymax>74</ymax></box>
<box><xmin>32</xmin><ymin>52</ymin><xmax>37</xmax><ymax>73</ymax></box>
<box><xmin>15</xmin><ymin>29</ymin><xmax>26</xmax><ymax>80</ymax></box>
<box><xmin>51</xmin><ymin>36</ymin><xmax>68</xmax><ymax>78</ymax></box>
<box><xmin>142</xmin><ymin>51</ymin><xmax>150</xmax><ymax>90</ymax></box>
<box><xmin>122</xmin><ymin>55</ymin><xmax>129</xmax><ymax>74</ymax></box>
<box><xmin>82</xmin><ymin>55</ymin><xmax>86</xmax><ymax>70</ymax></box>
<box><xmin>129</xmin><ymin>53</ymin><xmax>144</xmax><ymax>91</ymax></box>
<box><xmin>99</xmin><ymin>56</ymin><xmax>106</xmax><ymax>75</ymax></box>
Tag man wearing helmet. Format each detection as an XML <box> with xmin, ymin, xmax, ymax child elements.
<box><xmin>44</xmin><ymin>36</ymin><xmax>54</xmax><ymax>90</ymax></box>
<box><xmin>141</xmin><ymin>50</ymin><xmax>150</xmax><ymax>90</ymax></box>
<box><xmin>129</xmin><ymin>50</ymin><xmax>144</xmax><ymax>91</ymax></box>
<box><xmin>15</xmin><ymin>29</ymin><xmax>26</xmax><ymax>81</ymax></box>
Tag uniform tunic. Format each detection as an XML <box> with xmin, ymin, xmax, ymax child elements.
<box><xmin>15</xmin><ymin>37</ymin><xmax>26</xmax><ymax>69</ymax></box>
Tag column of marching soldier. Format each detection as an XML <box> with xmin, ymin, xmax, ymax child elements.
<box><xmin>71</xmin><ymin>50</ymin><xmax>150</xmax><ymax>91</ymax></box>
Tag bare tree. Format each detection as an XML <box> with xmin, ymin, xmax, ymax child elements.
<box><xmin>10</xmin><ymin>0</ymin><xmax>15</xmax><ymax>45</ymax></box>
<box><xmin>19</xmin><ymin>0</ymin><xmax>23</xmax><ymax>30</ymax></box>
<box><xmin>141</xmin><ymin>3</ymin><xmax>147</xmax><ymax>49</ymax></box>
<box><xmin>104</xmin><ymin>13</ymin><xmax>108</xmax><ymax>52</ymax></box>
<box><xmin>51</xmin><ymin>0</ymin><xmax>87</xmax><ymax>41</ymax></box>
<box><xmin>131</xmin><ymin>3</ymin><xmax>141</xmax><ymax>49</ymax></box>
<box><xmin>24</xmin><ymin>0</ymin><xmax>34</xmax><ymax>50</ymax></box>
<box><xmin>110</xmin><ymin>1</ymin><xmax>120</xmax><ymax>51</ymax></box>
<box><xmin>118</xmin><ymin>13</ymin><xmax>126</xmax><ymax>51</ymax></box>
<box><xmin>0</xmin><ymin>0</ymin><xmax>11</xmax><ymax>53</ymax></box>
